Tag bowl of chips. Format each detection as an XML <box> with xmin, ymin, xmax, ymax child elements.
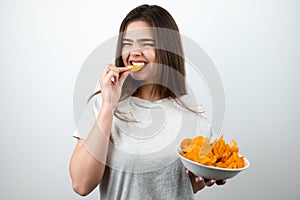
<box><xmin>177</xmin><ymin>135</ymin><xmax>250</xmax><ymax>180</ymax></box>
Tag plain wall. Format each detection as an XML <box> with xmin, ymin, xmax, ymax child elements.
<box><xmin>0</xmin><ymin>0</ymin><xmax>299</xmax><ymax>199</ymax></box>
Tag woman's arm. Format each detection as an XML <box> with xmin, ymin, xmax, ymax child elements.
<box><xmin>69</xmin><ymin>65</ymin><xmax>131</xmax><ymax>196</ymax></box>
<box><xmin>69</xmin><ymin>106</ymin><xmax>113</xmax><ymax>196</ymax></box>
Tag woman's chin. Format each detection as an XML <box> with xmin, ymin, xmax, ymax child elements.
<box><xmin>130</xmin><ymin>73</ymin><xmax>146</xmax><ymax>81</ymax></box>
<box><xmin>129</xmin><ymin>67</ymin><xmax>146</xmax><ymax>80</ymax></box>
<box><xmin>129</xmin><ymin>64</ymin><xmax>158</xmax><ymax>82</ymax></box>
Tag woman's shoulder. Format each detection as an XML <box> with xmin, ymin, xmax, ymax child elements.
<box><xmin>174</xmin><ymin>94</ymin><xmax>205</xmax><ymax>114</ymax></box>
<box><xmin>177</xmin><ymin>94</ymin><xmax>202</xmax><ymax>109</ymax></box>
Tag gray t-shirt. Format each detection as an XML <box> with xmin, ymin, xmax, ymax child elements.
<box><xmin>74</xmin><ymin>95</ymin><xmax>210</xmax><ymax>200</ymax></box>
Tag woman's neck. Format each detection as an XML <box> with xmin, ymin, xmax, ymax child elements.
<box><xmin>134</xmin><ymin>84</ymin><xmax>163</xmax><ymax>102</ymax></box>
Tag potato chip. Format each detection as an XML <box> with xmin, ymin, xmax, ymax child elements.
<box><xmin>129</xmin><ymin>65</ymin><xmax>143</xmax><ymax>72</ymax></box>
<box><xmin>180</xmin><ymin>139</ymin><xmax>192</xmax><ymax>152</ymax></box>
<box><xmin>181</xmin><ymin>135</ymin><xmax>245</xmax><ymax>169</ymax></box>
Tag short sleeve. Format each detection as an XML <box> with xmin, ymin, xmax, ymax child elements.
<box><xmin>72</xmin><ymin>94</ymin><xmax>102</xmax><ymax>139</ymax></box>
<box><xmin>72</xmin><ymin>129</ymin><xmax>80</xmax><ymax>139</ymax></box>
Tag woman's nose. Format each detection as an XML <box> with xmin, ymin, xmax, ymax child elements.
<box><xmin>129</xmin><ymin>47</ymin><xmax>142</xmax><ymax>56</ymax></box>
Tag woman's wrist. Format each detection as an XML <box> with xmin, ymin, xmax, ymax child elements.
<box><xmin>101</xmin><ymin>102</ymin><xmax>115</xmax><ymax>114</ymax></box>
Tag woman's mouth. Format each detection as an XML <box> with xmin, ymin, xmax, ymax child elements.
<box><xmin>129</xmin><ymin>61</ymin><xmax>147</xmax><ymax>72</ymax></box>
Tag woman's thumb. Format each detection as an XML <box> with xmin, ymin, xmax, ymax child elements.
<box><xmin>118</xmin><ymin>71</ymin><xmax>130</xmax><ymax>86</ymax></box>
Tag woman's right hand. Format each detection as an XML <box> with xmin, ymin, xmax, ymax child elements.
<box><xmin>186</xmin><ymin>169</ymin><xmax>226</xmax><ymax>193</ymax></box>
<box><xmin>99</xmin><ymin>64</ymin><xmax>132</xmax><ymax>111</ymax></box>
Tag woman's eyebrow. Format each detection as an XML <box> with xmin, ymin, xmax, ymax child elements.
<box><xmin>122</xmin><ymin>38</ymin><xmax>154</xmax><ymax>42</ymax></box>
<box><xmin>122</xmin><ymin>38</ymin><xmax>133</xmax><ymax>42</ymax></box>
<box><xmin>138</xmin><ymin>38</ymin><xmax>155</xmax><ymax>42</ymax></box>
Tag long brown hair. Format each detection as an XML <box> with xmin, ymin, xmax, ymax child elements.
<box><xmin>89</xmin><ymin>4</ymin><xmax>203</xmax><ymax>115</ymax></box>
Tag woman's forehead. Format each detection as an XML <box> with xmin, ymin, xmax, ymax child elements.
<box><xmin>123</xmin><ymin>21</ymin><xmax>154</xmax><ymax>40</ymax></box>
<box><xmin>123</xmin><ymin>29</ymin><xmax>154</xmax><ymax>41</ymax></box>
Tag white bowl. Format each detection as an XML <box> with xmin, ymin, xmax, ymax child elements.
<box><xmin>177</xmin><ymin>150</ymin><xmax>250</xmax><ymax>180</ymax></box>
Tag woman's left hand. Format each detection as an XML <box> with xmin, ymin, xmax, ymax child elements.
<box><xmin>186</xmin><ymin>169</ymin><xmax>226</xmax><ymax>193</ymax></box>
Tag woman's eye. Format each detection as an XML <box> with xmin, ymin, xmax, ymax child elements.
<box><xmin>143</xmin><ymin>43</ymin><xmax>155</xmax><ymax>47</ymax></box>
<box><xmin>122</xmin><ymin>42</ymin><xmax>132</xmax><ymax>47</ymax></box>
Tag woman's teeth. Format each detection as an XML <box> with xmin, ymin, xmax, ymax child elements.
<box><xmin>131</xmin><ymin>62</ymin><xmax>145</xmax><ymax>67</ymax></box>
<box><xmin>130</xmin><ymin>62</ymin><xmax>146</xmax><ymax>72</ymax></box>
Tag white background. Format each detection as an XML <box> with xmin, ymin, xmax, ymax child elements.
<box><xmin>0</xmin><ymin>0</ymin><xmax>299</xmax><ymax>199</ymax></box>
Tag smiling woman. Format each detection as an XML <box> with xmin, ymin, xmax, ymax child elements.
<box><xmin>69</xmin><ymin>4</ymin><xmax>225</xmax><ymax>200</ymax></box>
<box><xmin>121</xmin><ymin>21</ymin><xmax>157</xmax><ymax>82</ymax></box>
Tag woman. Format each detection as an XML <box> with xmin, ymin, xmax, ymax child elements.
<box><xmin>70</xmin><ymin>4</ymin><xmax>225</xmax><ymax>199</ymax></box>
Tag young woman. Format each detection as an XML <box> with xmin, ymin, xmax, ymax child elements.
<box><xmin>70</xmin><ymin>4</ymin><xmax>225</xmax><ymax>199</ymax></box>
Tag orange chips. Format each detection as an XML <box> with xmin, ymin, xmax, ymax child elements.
<box><xmin>181</xmin><ymin>135</ymin><xmax>245</xmax><ymax>169</ymax></box>
<box><xmin>129</xmin><ymin>65</ymin><xmax>142</xmax><ymax>72</ymax></box>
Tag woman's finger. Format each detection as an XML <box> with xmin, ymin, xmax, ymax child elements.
<box><xmin>113</xmin><ymin>72</ymin><xmax>119</xmax><ymax>80</ymax></box>
<box><xmin>204</xmin><ymin>178</ymin><xmax>216</xmax><ymax>187</ymax></box>
<box><xmin>117</xmin><ymin>66</ymin><xmax>133</xmax><ymax>73</ymax></box>
<box><xmin>195</xmin><ymin>176</ymin><xmax>203</xmax><ymax>183</ymax></box>
<box><xmin>108</xmin><ymin>65</ymin><xmax>119</xmax><ymax>73</ymax></box>
<box><xmin>103</xmin><ymin>65</ymin><xmax>131</xmax><ymax>79</ymax></box>
<box><xmin>118</xmin><ymin>70</ymin><xmax>130</xmax><ymax>85</ymax></box>
<box><xmin>108</xmin><ymin>65</ymin><xmax>131</xmax><ymax>74</ymax></box>
<box><xmin>104</xmin><ymin>64</ymin><xmax>114</xmax><ymax>74</ymax></box>
<box><xmin>102</xmin><ymin>70</ymin><xmax>117</xmax><ymax>84</ymax></box>
<box><xmin>185</xmin><ymin>169</ymin><xmax>191</xmax><ymax>175</ymax></box>
<box><xmin>216</xmin><ymin>179</ymin><xmax>226</xmax><ymax>185</ymax></box>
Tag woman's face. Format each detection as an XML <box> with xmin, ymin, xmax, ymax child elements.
<box><xmin>121</xmin><ymin>20</ymin><xmax>157</xmax><ymax>82</ymax></box>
